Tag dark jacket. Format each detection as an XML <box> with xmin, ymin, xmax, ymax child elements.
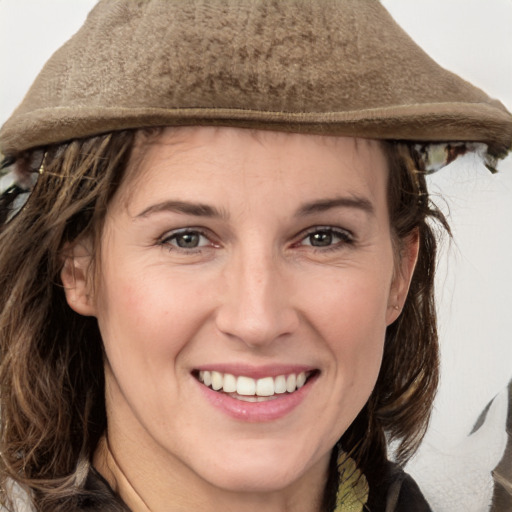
<box><xmin>366</xmin><ymin>462</ymin><xmax>432</xmax><ymax>512</ymax></box>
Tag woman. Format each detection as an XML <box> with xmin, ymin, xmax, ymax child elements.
<box><xmin>0</xmin><ymin>1</ymin><xmax>511</xmax><ymax>511</ymax></box>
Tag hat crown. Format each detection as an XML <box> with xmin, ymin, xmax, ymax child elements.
<box><xmin>1</xmin><ymin>0</ymin><xmax>511</xmax><ymax>155</ymax></box>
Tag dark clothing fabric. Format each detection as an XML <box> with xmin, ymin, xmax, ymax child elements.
<box><xmin>366</xmin><ymin>462</ymin><xmax>432</xmax><ymax>512</ymax></box>
<box><xmin>48</xmin><ymin>470</ymin><xmax>130</xmax><ymax>512</ymax></box>
<box><xmin>51</xmin><ymin>462</ymin><xmax>431</xmax><ymax>512</ymax></box>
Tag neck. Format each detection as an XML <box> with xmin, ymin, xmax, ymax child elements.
<box><xmin>93</xmin><ymin>430</ymin><xmax>329</xmax><ymax>512</ymax></box>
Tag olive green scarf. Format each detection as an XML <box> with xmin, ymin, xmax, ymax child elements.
<box><xmin>334</xmin><ymin>451</ymin><xmax>369</xmax><ymax>512</ymax></box>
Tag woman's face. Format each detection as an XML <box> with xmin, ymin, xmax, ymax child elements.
<box><xmin>65</xmin><ymin>127</ymin><xmax>416</xmax><ymax>496</ymax></box>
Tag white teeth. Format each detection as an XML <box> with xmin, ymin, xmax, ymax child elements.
<box><xmin>197</xmin><ymin>370</ymin><xmax>312</xmax><ymax>397</ymax></box>
<box><xmin>223</xmin><ymin>373</ymin><xmax>237</xmax><ymax>393</ymax></box>
<box><xmin>237</xmin><ymin>376</ymin><xmax>256</xmax><ymax>396</ymax></box>
<box><xmin>286</xmin><ymin>374</ymin><xmax>296</xmax><ymax>393</ymax></box>
<box><xmin>256</xmin><ymin>377</ymin><xmax>274</xmax><ymax>397</ymax></box>
<box><xmin>211</xmin><ymin>371</ymin><xmax>223</xmax><ymax>391</ymax></box>
<box><xmin>202</xmin><ymin>371</ymin><xmax>212</xmax><ymax>387</ymax></box>
<box><xmin>234</xmin><ymin>395</ymin><xmax>277</xmax><ymax>403</ymax></box>
<box><xmin>274</xmin><ymin>375</ymin><xmax>287</xmax><ymax>394</ymax></box>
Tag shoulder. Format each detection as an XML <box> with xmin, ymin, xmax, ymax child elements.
<box><xmin>47</xmin><ymin>469</ymin><xmax>130</xmax><ymax>512</ymax></box>
<box><xmin>0</xmin><ymin>470</ymin><xmax>129</xmax><ymax>512</ymax></box>
<box><xmin>367</xmin><ymin>461</ymin><xmax>432</xmax><ymax>512</ymax></box>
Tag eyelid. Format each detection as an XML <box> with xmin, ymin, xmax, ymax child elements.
<box><xmin>158</xmin><ymin>227</ymin><xmax>218</xmax><ymax>250</ymax></box>
<box><xmin>295</xmin><ymin>225</ymin><xmax>355</xmax><ymax>248</ymax></box>
<box><xmin>300</xmin><ymin>225</ymin><xmax>354</xmax><ymax>239</ymax></box>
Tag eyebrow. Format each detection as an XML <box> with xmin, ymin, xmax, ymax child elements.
<box><xmin>295</xmin><ymin>196</ymin><xmax>375</xmax><ymax>217</ymax></box>
<box><xmin>135</xmin><ymin>200</ymin><xmax>226</xmax><ymax>220</ymax></box>
<box><xmin>134</xmin><ymin>195</ymin><xmax>374</xmax><ymax>221</ymax></box>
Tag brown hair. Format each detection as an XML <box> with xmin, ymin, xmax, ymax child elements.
<box><xmin>0</xmin><ymin>131</ymin><xmax>447</xmax><ymax>511</ymax></box>
<box><xmin>0</xmin><ymin>131</ymin><xmax>136</xmax><ymax>510</ymax></box>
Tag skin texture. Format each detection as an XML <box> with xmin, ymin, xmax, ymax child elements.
<box><xmin>62</xmin><ymin>127</ymin><xmax>418</xmax><ymax>512</ymax></box>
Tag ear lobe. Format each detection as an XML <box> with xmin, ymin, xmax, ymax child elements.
<box><xmin>60</xmin><ymin>240</ymin><xmax>97</xmax><ymax>317</ymax></box>
<box><xmin>386</xmin><ymin>230</ymin><xmax>420</xmax><ymax>325</ymax></box>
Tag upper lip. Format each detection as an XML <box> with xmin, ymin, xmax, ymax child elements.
<box><xmin>192</xmin><ymin>364</ymin><xmax>318</xmax><ymax>380</ymax></box>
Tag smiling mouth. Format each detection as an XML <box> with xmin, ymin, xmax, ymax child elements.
<box><xmin>194</xmin><ymin>370</ymin><xmax>319</xmax><ymax>402</ymax></box>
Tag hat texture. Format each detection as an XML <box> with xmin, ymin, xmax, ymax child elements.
<box><xmin>1</xmin><ymin>0</ymin><xmax>511</xmax><ymax>157</ymax></box>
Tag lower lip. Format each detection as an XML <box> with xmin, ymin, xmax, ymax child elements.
<box><xmin>196</xmin><ymin>375</ymin><xmax>317</xmax><ymax>422</ymax></box>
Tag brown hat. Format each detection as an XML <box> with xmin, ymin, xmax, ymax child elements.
<box><xmin>0</xmin><ymin>0</ymin><xmax>511</xmax><ymax>160</ymax></box>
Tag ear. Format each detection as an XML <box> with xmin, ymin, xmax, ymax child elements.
<box><xmin>60</xmin><ymin>238</ymin><xmax>97</xmax><ymax>317</ymax></box>
<box><xmin>386</xmin><ymin>230</ymin><xmax>420</xmax><ymax>325</ymax></box>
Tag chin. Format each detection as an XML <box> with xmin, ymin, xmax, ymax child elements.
<box><xmin>190</xmin><ymin>441</ymin><xmax>328</xmax><ymax>494</ymax></box>
<box><xmin>202</xmin><ymin>465</ymin><xmax>302</xmax><ymax>494</ymax></box>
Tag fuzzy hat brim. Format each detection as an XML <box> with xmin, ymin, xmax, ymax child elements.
<box><xmin>1</xmin><ymin>0</ymin><xmax>511</xmax><ymax>157</ymax></box>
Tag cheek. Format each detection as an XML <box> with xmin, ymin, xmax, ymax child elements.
<box><xmin>95</xmin><ymin>265</ymin><xmax>211</xmax><ymax>377</ymax></box>
<box><xmin>304</xmin><ymin>267</ymin><xmax>391</xmax><ymax>341</ymax></box>
<box><xmin>94</xmin><ymin>266</ymin><xmax>216</xmax><ymax>433</ymax></box>
<box><xmin>300</xmin><ymin>267</ymin><xmax>390</xmax><ymax>396</ymax></box>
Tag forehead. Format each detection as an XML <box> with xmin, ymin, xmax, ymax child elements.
<box><xmin>119</xmin><ymin>127</ymin><xmax>389</xmax><ymax>215</ymax></box>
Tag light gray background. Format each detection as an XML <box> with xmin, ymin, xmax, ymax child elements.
<box><xmin>1</xmin><ymin>2</ymin><xmax>511</xmax><ymax>511</ymax></box>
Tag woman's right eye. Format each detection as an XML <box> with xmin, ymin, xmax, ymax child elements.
<box><xmin>160</xmin><ymin>229</ymin><xmax>212</xmax><ymax>251</ymax></box>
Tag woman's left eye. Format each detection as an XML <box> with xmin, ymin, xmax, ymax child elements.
<box><xmin>160</xmin><ymin>230</ymin><xmax>212</xmax><ymax>250</ymax></box>
<box><xmin>299</xmin><ymin>228</ymin><xmax>353</xmax><ymax>248</ymax></box>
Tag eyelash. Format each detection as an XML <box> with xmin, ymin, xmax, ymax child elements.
<box><xmin>158</xmin><ymin>226</ymin><xmax>354</xmax><ymax>253</ymax></box>
<box><xmin>159</xmin><ymin>228</ymin><xmax>215</xmax><ymax>252</ymax></box>
<box><xmin>295</xmin><ymin>226</ymin><xmax>354</xmax><ymax>251</ymax></box>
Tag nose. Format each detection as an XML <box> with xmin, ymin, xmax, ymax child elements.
<box><xmin>215</xmin><ymin>250</ymin><xmax>299</xmax><ymax>349</ymax></box>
